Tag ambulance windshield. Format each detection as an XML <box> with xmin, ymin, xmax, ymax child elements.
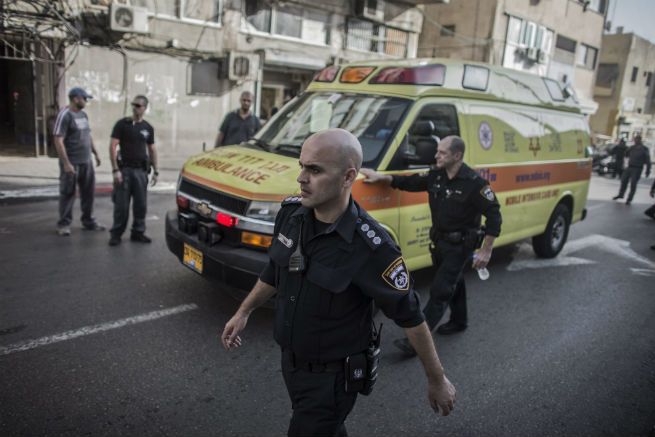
<box><xmin>252</xmin><ymin>92</ymin><xmax>411</xmax><ymax>164</ymax></box>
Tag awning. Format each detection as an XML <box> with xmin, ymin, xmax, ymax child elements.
<box><xmin>264</xmin><ymin>49</ymin><xmax>326</xmax><ymax>71</ymax></box>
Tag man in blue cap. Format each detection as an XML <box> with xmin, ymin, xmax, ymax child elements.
<box><xmin>53</xmin><ymin>87</ymin><xmax>104</xmax><ymax>235</ymax></box>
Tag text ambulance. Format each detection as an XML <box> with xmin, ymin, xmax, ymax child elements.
<box><xmin>165</xmin><ymin>59</ymin><xmax>591</xmax><ymax>294</ymax></box>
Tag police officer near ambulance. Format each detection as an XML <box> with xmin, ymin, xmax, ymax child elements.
<box><xmin>222</xmin><ymin>128</ymin><xmax>456</xmax><ymax>436</ymax></box>
<box><xmin>108</xmin><ymin>95</ymin><xmax>158</xmax><ymax>246</ymax></box>
<box><xmin>361</xmin><ymin>135</ymin><xmax>502</xmax><ymax>356</ymax></box>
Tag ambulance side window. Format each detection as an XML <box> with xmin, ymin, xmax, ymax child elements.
<box><xmin>388</xmin><ymin>104</ymin><xmax>460</xmax><ymax>170</ymax></box>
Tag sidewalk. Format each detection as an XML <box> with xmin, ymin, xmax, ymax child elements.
<box><xmin>0</xmin><ymin>154</ymin><xmax>189</xmax><ymax>200</ymax></box>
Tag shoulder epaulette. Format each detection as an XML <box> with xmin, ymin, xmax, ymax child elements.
<box><xmin>355</xmin><ymin>215</ymin><xmax>392</xmax><ymax>251</ymax></box>
<box><xmin>281</xmin><ymin>195</ymin><xmax>302</xmax><ymax>206</ymax></box>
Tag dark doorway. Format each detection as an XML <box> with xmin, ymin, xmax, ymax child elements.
<box><xmin>0</xmin><ymin>56</ymin><xmax>36</xmax><ymax>156</ymax></box>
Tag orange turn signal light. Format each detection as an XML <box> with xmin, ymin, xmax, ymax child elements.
<box><xmin>340</xmin><ymin>66</ymin><xmax>375</xmax><ymax>83</ymax></box>
<box><xmin>241</xmin><ymin>231</ymin><xmax>273</xmax><ymax>248</ymax></box>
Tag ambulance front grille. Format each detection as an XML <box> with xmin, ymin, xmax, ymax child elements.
<box><xmin>179</xmin><ymin>178</ymin><xmax>249</xmax><ymax>216</ymax></box>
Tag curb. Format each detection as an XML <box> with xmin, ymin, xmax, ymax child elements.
<box><xmin>0</xmin><ymin>182</ymin><xmax>176</xmax><ymax>203</ymax></box>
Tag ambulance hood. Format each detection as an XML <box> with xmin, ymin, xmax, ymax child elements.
<box><xmin>181</xmin><ymin>145</ymin><xmax>300</xmax><ymax>202</ymax></box>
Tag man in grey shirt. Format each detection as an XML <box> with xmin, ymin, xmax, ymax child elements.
<box><xmin>53</xmin><ymin>87</ymin><xmax>104</xmax><ymax>235</ymax></box>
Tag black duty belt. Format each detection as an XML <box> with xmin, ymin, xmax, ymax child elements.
<box><xmin>434</xmin><ymin>230</ymin><xmax>465</xmax><ymax>244</ymax></box>
<box><xmin>121</xmin><ymin>161</ymin><xmax>148</xmax><ymax>169</ymax></box>
<box><xmin>284</xmin><ymin>349</ymin><xmax>342</xmax><ymax>373</ymax></box>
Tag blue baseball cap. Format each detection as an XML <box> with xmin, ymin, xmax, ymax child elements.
<box><xmin>68</xmin><ymin>87</ymin><xmax>93</xmax><ymax>100</ymax></box>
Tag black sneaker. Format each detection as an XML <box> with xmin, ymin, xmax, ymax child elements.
<box><xmin>130</xmin><ymin>233</ymin><xmax>152</xmax><ymax>243</ymax></box>
<box><xmin>109</xmin><ymin>235</ymin><xmax>121</xmax><ymax>246</ymax></box>
<box><xmin>83</xmin><ymin>223</ymin><xmax>106</xmax><ymax>231</ymax></box>
<box><xmin>392</xmin><ymin>338</ymin><xmax>417</xmax><ymax>357</ymax></box>
<box><xmin>626</xmin><ymin>200</ymin><xmax>632</xmax><ymax>205</ymax></box>
<box><xmin>436</xmin><ymin>321</ymin><xmax>467</xmax><ymax>335</ymax></box>
<box><xmin>612</xmin><ymin>195</ymin><xmax>622</xmax><ymax>200</ymax></box>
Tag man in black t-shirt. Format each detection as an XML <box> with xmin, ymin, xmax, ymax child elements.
<box><xmin>108</xmin><ymin>95</ymin><xmax>158</xmax><ymax>246</ymax></box>
<box><xmin>214</xmin><ymin>91</ymin><xmax>261</xmax><ymax>147</ymax></box>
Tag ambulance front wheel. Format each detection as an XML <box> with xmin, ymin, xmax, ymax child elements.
<box><xmin>532</xmin><ymin>203</ymin><xmax>571</xmax><ymax>258</ymax></box>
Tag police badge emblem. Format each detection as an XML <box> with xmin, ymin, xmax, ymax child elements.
<box><xmin>381</xmin><ymin>257</ymin><xmax>410</xmax><ymax>291</ymax></box>
<box><xmin>480</xmin><ymin>185</ymin><xmax>495</xmax><ymax>201</ymax></box>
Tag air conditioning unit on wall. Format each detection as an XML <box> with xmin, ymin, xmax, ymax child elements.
<box><xmin>228</xmin><ymin>52</ymin><xmax>259</xmax><ymax>81</ymax></box>
<box><xmin>537</xmin><ymin>49</ymin><xmax>547</xmax><ymax>63</ymax></box>
<box><xmin>110</xmin><ymin>3</ymin><xmax>149</xmax><ymax>34</ymax></box>
<box><xmin>354</xmin><ymin>0</ymin><xmax>385</xmax><ymax>23</ymax></box>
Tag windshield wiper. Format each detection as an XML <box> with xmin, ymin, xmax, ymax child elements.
<box><xmin>246</xmin><ymin>138</ymin><xmax>270</xmax><ymax>151</ymax></box>
<box><xmin>273</xmin><ymin>143</ymin><xmax>302</xmax><ymax>156</ymax></box>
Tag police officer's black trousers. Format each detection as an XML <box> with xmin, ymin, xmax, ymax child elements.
<box><xmin>281</xmin><ymin>350</ymin><xmax>357</xmax><ymax>437</ymax></box>
<box><xmin>110</xmin><ymin>166</ymin><xmax>148</xmax><ymax>237</ymax></box>
<box><xmin>423</xmin><ymin>240</ymin><xmax>471</xmax><ymax>331</ymax></box>
<box><xmin>618</xmin><ymin>167</ymin><xmax>642</xmax><ymax>201</ymax></box>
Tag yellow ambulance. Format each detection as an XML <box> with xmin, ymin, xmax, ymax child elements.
<box><xmin>165</xmin><ymin>58</ymin><xmax>591</xmax><ymax>294</ymax></box>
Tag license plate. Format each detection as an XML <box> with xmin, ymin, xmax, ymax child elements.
<box><xmin>183</xmin><ymin>243</ymin><xmax>203</xmax><ymax>274</ymax></box>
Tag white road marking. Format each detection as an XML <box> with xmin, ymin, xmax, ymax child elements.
<box><xmin>507</xmin><ymin>243</ymin><xmax>596</xmax><ymax>271</ymax></box>
<box><xmin>146</xmin><ymin>215</ymin><xmax>160</xmax><ymax>221</ymax></box>
<box><xmin>586</xmin><ymin>203</ymin><xmax>606</xmax><ymax>211</ymax></box>
<box><xmin>0</xmin><ymin>303</ymin><xmax>198</xmax><ymax>356</ymax></box>
<box><xmin>149</xmin><ymin>182</ymin><xmax>176</xmax><ymax>192</ymax></box>
<box><xmin>507</xmin><ymin>234</ymin><xmax>655</xmax><ymax>272</ymax></box>
<box><xmin>630</xmin><ymin>268</ymin><xmax>655</xmax><ymax>277</ymax></box>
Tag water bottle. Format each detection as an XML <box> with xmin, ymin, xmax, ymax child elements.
<box><xmin>473</xmin><ymin>253</ymin><xmax>490</xmax><ymax>280</ymax></box>
<box><xmin>476</xmin><ymin>267</ymin><xmax>490</xmax><ymax>281</ymax></box>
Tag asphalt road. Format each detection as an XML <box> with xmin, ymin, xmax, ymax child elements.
<box><xmin>0</xmin><ymin>176</ymin><xmax>654</xmax><ymax>437</ymax></box>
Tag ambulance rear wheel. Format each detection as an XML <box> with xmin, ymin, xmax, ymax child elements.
<box><xmin>532</xmin><ymin>203</ymin><xmax>571</xmax><ymax>258</ymax></box>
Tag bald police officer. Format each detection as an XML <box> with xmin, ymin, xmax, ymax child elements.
<box><xmin>361</xmin><ymin>136</ymin><xmax>502</xmax><ymax>355</ymax></box>
<box><xmin>222</xmin><ymin>128</ymin><xmax>456</xmax><ymax>436</ymax></box>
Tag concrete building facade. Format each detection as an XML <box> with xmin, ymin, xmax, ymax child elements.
<box><xmin>1</xmin><ymin>0</ymin><xmax>429</xmax><ymax>159</ymax></box>
<box><xmin>590</xmin><ymin>31</ymin><xmax>655</xmax><ymax>142</ymax></box>
<box><xmin>417</xmin><ymin>0</ymin><xmax>608</xmax><ymax>115</ymax></box>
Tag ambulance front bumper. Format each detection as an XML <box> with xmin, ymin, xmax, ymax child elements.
<box><xmin>165</xmin><ymin>210</ymin><xmax>270</xmax><ymax>298</ymax></box>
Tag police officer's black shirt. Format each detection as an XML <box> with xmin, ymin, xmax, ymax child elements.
<box><xmin>626</xmin><ymin>144</ymin><xmax>652</xmax><ymax>174</ymax></box>
<box><xmin>219</xmin><ymin>110</ymin><xmax>261</xmax><ymax>146</ymax></box>
<box><xmin>260</xmin><ymin>197</ymin><xmax>425</xmax><ymax>363</ymax></box>
<box><xmin>110</xmin><ymin>117</ymin><xmax>155</xmax><ymax>165</ymax></box>
<box><xmin>390</xmin><ymin>163</ymin><xmax>502</xmax><ymax>237</ymax></box>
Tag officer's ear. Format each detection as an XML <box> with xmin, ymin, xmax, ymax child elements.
<box><xmin>343</xmin><ymin>167</ymin><xmax>358</xmax><ymax>188</ymax></box>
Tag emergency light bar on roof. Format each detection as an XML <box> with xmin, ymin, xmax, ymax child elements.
<box><xmin>309</xmin><ymin>59</ymin><xmax>581</xmax><ymax>112</ymax></box>
<box><xmin>369</xmin><ymin>64</ymin><xmax>445</xmax><ymax>86</ymax></box>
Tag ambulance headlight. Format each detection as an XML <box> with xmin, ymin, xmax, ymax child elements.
<box><xmin>246</xmin><ymin>201</ymin><xmax>282</xmax><ymax>222</ymax></box>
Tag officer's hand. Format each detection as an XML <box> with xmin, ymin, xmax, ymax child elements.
<box><xmin>650</xmin><ymin>190</ymin><xmax>655</xmax><ymax>198</ymax></box>
<box><xmin>221</xmin><ymin>312</ymin><xmax>248</xmax><ymax>350</ymax></box>
<box><xmin>150</xmin><ymin>173</ymin><xmax>158</xmax><ymax>187</ymax></box>
<box><xmin>472</xmin><ymin>247</ymin><xmax>492</xmax><ymax>270</ymax></box>
<box><xmin>113</xmin><ymin>171</ymin><xmax>123</xmax><ymax>185</ymax></box>
<box><xmin>63</xmin><ymin>162</ymin><xmax>75</xmax><ymax>175</ymax></box>
<box><xmin>428</xmin><ymin>375</ymin><xmax>456</xmax><ymax>416</ymax></box>
<box><xmin>95</xmin><ymin>155</ymin><xmax>101</xmax><ymax>167</ymax></box>
<box><xmin>360</xmin><ymin>168</ymin><xmax>384</xmax><ymax>184</ymax></box>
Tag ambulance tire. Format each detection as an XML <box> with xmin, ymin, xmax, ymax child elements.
<box><xmin>532</xmin><ymin>203</ymin><xmax>571</xmax><ymax>258</ymax></box>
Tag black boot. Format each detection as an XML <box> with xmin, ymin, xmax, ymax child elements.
<box><xmin>436</xmin><ymin>321</ymin><xmax>467</xmax><ymax>335</ymax></box>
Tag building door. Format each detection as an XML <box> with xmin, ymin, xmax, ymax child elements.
<box><xmin>0</xmin><ymin>57</ymin><xmax>36</xmax><ymax>155</ymax></box>
<box><xmin>0</xmin><ymin>38</ymin><xmax>56</xmax><ymax>157</ymax></box>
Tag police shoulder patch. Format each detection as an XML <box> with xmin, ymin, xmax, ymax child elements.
<box><xmin>480</xmin><ymin>185</ymin><xmax>495</xmax><ymax>201</ymax></box>
<box><xmin>381</xmin><ymin>257</ymin><xmax>410</xmax><ymax>292</ymax></box>
<box><xmin>281</xmin><ymin>195</ymin><xmax>302</xmax><ymax>206</ymax></box>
